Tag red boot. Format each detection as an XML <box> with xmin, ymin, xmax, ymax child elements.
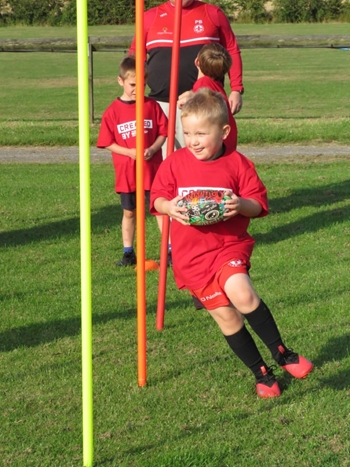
<box><xmin>255</xmin><ymin>365</ymin><xmax>281</xmax><ymax>398</ymax></box>
<box><xmin>277</xmin><ymin>345</ymin><xmax>313</xmax><ymax>379</ymax></box>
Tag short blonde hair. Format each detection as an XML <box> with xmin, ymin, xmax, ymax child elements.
<box><xmin>181</xmin><ymin>88</ymin><xmax>229</xmax><ymax>127</ymax></box>
<box><xmin>119</xmin><ymin>56</ymin><xmax>148</xmax><ymax>80</ymax></box>
<box><xmin>197</xmin><ymin>43</ymin><xmax>232</xmax><ymax>81</ymax></box>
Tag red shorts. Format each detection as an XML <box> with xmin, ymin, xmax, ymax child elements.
<box><xmin>190</xmin><ymin>259</ymin><xmax>250</xmax><ymax>310</ymax></box>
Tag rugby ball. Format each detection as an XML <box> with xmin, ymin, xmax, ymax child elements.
<box><xmin>177</xmin><ymin>189</ymin><xmax>231</xmax><ymax>226</ymax></box>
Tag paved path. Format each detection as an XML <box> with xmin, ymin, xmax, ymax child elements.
<box><xmin>0</xmin><ymin>144</ymin><xmax>349</xmax><ymax>164</ymax></box>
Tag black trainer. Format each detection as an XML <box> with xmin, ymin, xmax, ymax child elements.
<box><xmin>255</xmin><ymin>365</ymin><xmax>281</xmax><ymax>398</ymax></box>
<box><xmin>116</xmin><ymin>251</ymin><xmax>136</xmax><ymax>267</ymax></box>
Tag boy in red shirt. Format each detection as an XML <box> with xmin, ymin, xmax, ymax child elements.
<box><xmin>150</xmin><ymin>88</ymin><xmax>313</xmax><ymax>397</ymax></box>
<box><xmin>97</xmin><ymin>56</ymin><xmax>168</xmax><ymax>266</ymax></box>
<box><xmin>178</xmin><ymin>42</ymin><xmax>237</xmax><ymax>308</ymax></box>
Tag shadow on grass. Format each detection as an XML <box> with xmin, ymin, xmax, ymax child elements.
<box><xmin>0</xmin><ymin>180</ymin><xmax>349</xmax><ymax>248</ymax></box>
<box><xmin>313</xmin><ymin>333</ymin><xmax>350</xmax><ymax>391</ymax></box>
<box><xmin>0</xmin><ymin>204</ymin><xmax>123</xmax><ymax>248</ymax></box>
<box><xmin>316</xmin><ymin>334</ymin><xmax>350</xmax><ymax>363</ymax></box>
<box><xmin>268</xmin><ymin>179</ymin><xmax>350</xmax><ymax>213</ymax></box>
<box><xmin>255</xmin><ymin>204</ymin><xmax>350</xmax><ymax>245</ymax></box>
<box><xmin>254</xmin><ymin>178</ymin><xmax>350</xmax><ymax>245</ymax></box>
<box><xmin>0</xmin><ymin>310</ymin><xmax>128</xmax><ymax>352</ymax></box>
<box><xmin>0</xmin><ymin>298</ymin><xmax>190</xmax><ymax>352</ymax></box>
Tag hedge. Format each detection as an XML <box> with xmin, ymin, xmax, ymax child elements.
<box><xmin>1</xmin><ymin>0</ymin><xmax>350</xmax><ymax>26</ymax></box>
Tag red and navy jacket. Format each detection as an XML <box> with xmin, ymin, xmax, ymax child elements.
<box><xmin>129</xmin><ymin>0</ymin><xmax>243</xmax><ymax>102</ymax></box>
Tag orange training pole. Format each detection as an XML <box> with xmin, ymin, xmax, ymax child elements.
<box><xmin>156</xmin><ymin>0</ymin><xmax>182</xmax><ymax>331</ymax></box>
<box><xmin>135</xmin><ymin>0</ymin><xmax>147</xmax><ymax>386</ymax></box>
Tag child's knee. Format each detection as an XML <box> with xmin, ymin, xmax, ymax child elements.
<box><xmin>224</xmin><ymin>277</ymin><xmax>260</xmax><ymax>312</ymax></box>
<box><xmin>123</xmin><ymin>209</ymin><xmax>135</xmax><ymax>219</ymax></box>
<box><xmin>234</xmin><ymin>290</ymin><xmax>260</xmax><ymax>312</ymax></box>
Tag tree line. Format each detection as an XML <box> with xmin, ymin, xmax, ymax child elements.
<box><xmin>1</xmin><ymin>0</ymin><xmax>349</xmax><ymax>26</ymax></box>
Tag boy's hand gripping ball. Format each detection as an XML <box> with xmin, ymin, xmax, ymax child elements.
<box><xmin>177</xmin><ymin>189</ymin><xmax>231</xmax><ymax>226</ymax></box>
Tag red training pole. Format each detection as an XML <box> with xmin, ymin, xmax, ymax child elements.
<box><xmin>156</xmin><ymin>0</ymin><xmax>182</xmax><ymax>331</ymax></box>
<box><xmin>135</xmin><ymin>0</ymin><xmax>147</xmax><ymax>386</ymax></box>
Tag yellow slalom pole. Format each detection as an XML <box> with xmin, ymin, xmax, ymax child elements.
<box><xmin>135</xmin><ymin>0</ymin><xmax>147</xmax><ymax>387</ymax></box>
<box><xmin>76</xmin><ymin>0</ymin><xmax>93</xmax><ymax>465</ymax></box>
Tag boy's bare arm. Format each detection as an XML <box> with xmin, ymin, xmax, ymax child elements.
<box><xmin>224</xmin><ymin>192</ymin><xmax>262</xmax><ymax>219</ymax></box>
<box><xmin>144</xmin><ymin>135</ymin><xmax>166</xmax><ymax>160</ymax></box>
<box><xmin>154</xmin><ymin>196</ymin><xmax>190</xmax><ymax>225</ymax></box>
<box><xmin>106</xmin><ymin>143</ymin><xmax>136</xmax><ymax>160</ymax></box>
<box><xmin>177</xmin><ymin>91</ymin><xmax>194</xmax><ymax>109</ymax></box>
<box><xmin>228</xmin><ymin>91</ymin><xmax>243</xmax><ymax>115</ymax></box>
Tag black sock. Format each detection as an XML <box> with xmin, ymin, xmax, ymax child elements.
<box><xmin>245</xmin><ymin>300</ymin><xmax>285</xmax><ymax>363</ymax></box>
<box><xmin>223</xmin><ymin>325</ymin><xmax>267</xmax><ymax>378</ymax></box>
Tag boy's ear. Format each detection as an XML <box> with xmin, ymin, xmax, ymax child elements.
<box><xmin>222</xmin><ymin>124</ymin><xmax>231</xmax><ymax>140</ymax></box>
<box><xmin>117</xmin><ymin>76</ymin><xmax>124</xmax><ymax>86</ymax></box>
<box><xmin>194</xmin><ymin>57</ymin><xmax>200</xmax><ymax>68</ymax></box>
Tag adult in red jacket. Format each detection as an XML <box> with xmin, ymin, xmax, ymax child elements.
<box><xmin>129</xmin><ymin>0</ymin><xmax>244</xmax><ymax>154</ymax></box>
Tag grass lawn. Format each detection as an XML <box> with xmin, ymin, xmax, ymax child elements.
<box><xmin>0</xmin><ymin>23</ymin><xmax>350</xmax><ymax>39</ymax></box>
<box><xmin>1</xmin><ymin>160</ymin><xmax>350</xmax><ymax>466</ymax></box>
<box><xmin>0</xmin><ymin>24</ymin><xmax>349</xmax><ymax>146</ymax></box>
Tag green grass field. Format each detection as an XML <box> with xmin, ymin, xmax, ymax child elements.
<box><xmin>0</xmin><ymin>23</ymin><xmax>349</xmax><ymax>146</ymax></box>
<box><xmin>1</xmin><ymin>22</ymin><xmax>349</xmax><ymax>39</ymax></box>
<box><xmin>1</xmin><ymin>22</ymin><xmax>350</xmax><ymax>466</ymax></box>
<box><xmin>1</xmin><ymin>160</ymin><xmax>350</xmax><ymax>466</ymax></box>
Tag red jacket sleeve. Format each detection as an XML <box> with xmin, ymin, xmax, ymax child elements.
<box><xmin>210</xmin><ymin>6</ymin><xmax>243</xmax><ymax>92</ymax></box>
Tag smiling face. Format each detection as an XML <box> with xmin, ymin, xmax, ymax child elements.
<box><xmin>181</xmin><ymin>114</ymin><xmax>230</xmax><ymax>161</ymax></box>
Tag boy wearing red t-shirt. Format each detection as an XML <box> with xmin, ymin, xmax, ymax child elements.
<box><xmin>178</xmin><ymin>43</ymin><xmax>237</xmax><ymax>308</ymax></box>
<box><xmin>150</xmin><ymin>89</ymin><xmax>313</xmax><ymax>398</ymax></box>
<box><xmin>97</xmin><ymin>56</ymin><xmax>168</xmax><ymax>266</ymax></box>
<box><xmin>178</xmin><ymin>42</ymin><xmax>238</xmax><ymax>151</ymax></box>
